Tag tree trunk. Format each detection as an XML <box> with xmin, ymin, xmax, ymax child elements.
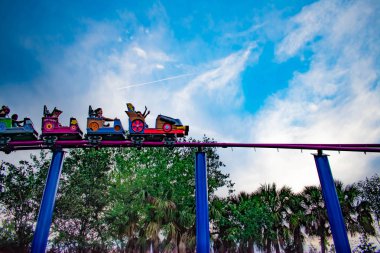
<box><xmin>178</xmin><ymin>241</ymin><xmax>186</xmax><ymax>253</ymax></box>
<box><xmin>237</xmin><ymin>241</ymin><xmax>244</xmax><ymax>253</ymax></box>
<box><xmin>247</xmin><ymin>239</ymin><xmax>254</xmax><ymax>253</ymax></box>
<box><xmin>171</xmin><ymin>238</ymin><xmax>179</xmax><ymax>253</ymax></box>
<box><xmin>274</xmin><ymin>238</ymin><xmax>280</xmax><ymax>253</ymax></box>
<box><xmin>217</xmin><ymin>239</ymin><xmax>226</xmax><ymax>253</ymax></box>
<box><xmin>154</xmin><ymin>238</ymin><xmax>160</xmax><ymax>253</ymax></box>
<box><xmin>320</xmin><ymin>233</ymin><xmax>326</xmax><ymax>253</ymax></box>
<box><xmin>265</xmin><ymin>239</ymin><xmax>271</xmax><ymax>253</ymax></box>
<box><xmin>294</xmin><ymin>227</ymin><xmax>303</xmax><ymax>253</ymax></box>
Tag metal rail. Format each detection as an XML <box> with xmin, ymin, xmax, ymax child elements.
<box><xmin>2</xmin><ymin>140</ymin><xmax>380</xmax><ymax>153</ymax></box>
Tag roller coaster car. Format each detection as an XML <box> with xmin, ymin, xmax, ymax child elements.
<box><xmin>0</xmin><ymin>117</ymin><xmax>38</xmax><ymax>144</ymax></box>
<box><xmin>86</xmin><ymin>106</ymin><xmax>126</xmax><ymax>141</ymax></box>
<box><xmin>41</xmin><ymin>106</ymin><xmax>83</xmax><ymax>140</ymax></box>
<box><xmin>125</xmin><ymin>103</ymin><xmax>189</xmax><ymax>141</ymax></box>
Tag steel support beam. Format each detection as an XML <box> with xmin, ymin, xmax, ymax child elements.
<box><xmin>314</xmin><ymin>151</ymin><xmax>351</xmax><ymax>253</ymax></box>
<box><xmin>31</xmin><ymin>149</ymin><xmax>65</xmax><ymax>253</ymax></box>
<box><xmin>195</xmin><ymin>151</ymin><xmax>210</xmax><ymax>253</ymax></box>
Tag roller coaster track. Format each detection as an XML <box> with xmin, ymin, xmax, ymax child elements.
<box><xmin>2</xmin><ymin>140</ymin><xmax>380</xmax><ymax>153</ymax></box>
<box><xmin>3</xmin><ymin>140</ymin><xmax>379</xmax><ymax>253</ymax></box>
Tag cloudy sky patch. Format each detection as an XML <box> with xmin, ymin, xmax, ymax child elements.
<box><xmin>1</xmin><ymin>0</ymin><xmax>379</xmax><ymax>194</ymax></box>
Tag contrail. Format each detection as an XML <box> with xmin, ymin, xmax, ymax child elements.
<box><xmin>117</xmin><ymin>73</ymin><xmax>196</xmax><ymax>90</ymax></box>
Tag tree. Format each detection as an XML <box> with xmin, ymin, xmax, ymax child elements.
<box><xmin>210</xmin><ymin>196</ymin><xmax>239</xmax><ymax>253</ymax></box>
<box><xmin>109</xmin><ymin>137</ymin><xmax>233</xmax><ymax>252</ymax></box>
<box><xmin>0</xmin><ymin>152</ymin><xmax>50</xmax><ymax>252</ymax></box>
<box><xmin>255</xmin><ymin>184</ymin><xmax>293</xmax><ymax>253</ymax></box>
<box><xmin>51</xmin><ymin>148</ymin><xmax>115</xmax><ymax>252</ymax></box>
<box><xmin>302</xmin><ymin>181</ymin><xmax>376</xmax><ymax>253</ymax></box>
<box><xmin>210</xmin><ymin>192</ymin><xmax>273</xmax><ymax>253</ymax></box>
<box><xmin>233</xmin><ymin>192</ymin><xmax>272</xmax><ymax>253</ymax></box>
<box><xmin>5</xmin><ymin>143</ymin><xmax>376</xmax><ymax>253</ymax></box>
<box><xmin>358</xmin><ymin>174</ymin><xmax>380</xmax><ymax>242</ymax></box>
<box><xmin>335</xmin><ymin>182</ymin><xmax>375</xmax><ymax>237</ymax></box>
<box><xmin>282</xmin><ymin>193</ymin><xmax>306</xmax><ymax>253</ymax></box>
<box><xmin>0</xmin><ymin>136</ymin><xmax>232</xmax><ymax>252</ymax></box>
<box><xmin>302</xmin><ymin>185</ymin><xmax>330</xmax><ymax>253</ymax></box>
<box><xmin>353</xmin><ymin>234</ymin><xmax>379</xmax><ymax>253</ymax></box>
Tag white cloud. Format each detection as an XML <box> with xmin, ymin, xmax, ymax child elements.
<box><xmin>171</xmin><ymin>44</ymin><xmax>259</xmax><ymax>140</ymax></box>
<box><xmin>235</xmin><ymin>0</ymin><xmax>380</xmax><ymax>193</ymax></box>
<box><xmin>275</xmin><ymin>0</ymin><xmax>339</xmax><ymax>61</ymax></box>
<box><xmin>155</xmin><ymin>64</ymin><xmax>165</xmax><ymax>69</ymax></box>
<box><xmin>132</xmin><ymin>47</ymin><xmax>148</xmax><ymax>58</ymax></box>
<box><xmin>2</xmin><ymin>1</ymin><xmax>379</xmax><ymax>196</ymax></box>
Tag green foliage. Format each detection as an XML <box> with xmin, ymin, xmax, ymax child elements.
<box><xmin>0</xmin><ymin>136</ymin><xmax>231</xmax><ymax>252</ymax></box>
<box><xmin>0</xmin><ymin>145</ymin><xmax>378</xmax><ymax>253</ymax></box>
<box><xmin>105</xmin><ymin>137</ymin><xmax>233</xmax><ymax>252</ymax></box>
<box><xmin>299</xmin><ymin>181</ymin><xmax>376</xmax><ymax>253</ymax></box>
<box><xmin>336</xmin><ymin>182</ymin><xmax>376</xmax><ymax>236</ymax></box>
<box><xmin>353</xmin><ymin>234</ymin><xmax>379</xmax><ymax>253</ymax></box>
<box><xmin>52</xmin><ymin>148</ymin><xmax>115</xmax><ymax>251</ymax></box>
<box><xmin>0</xmin><ymin>151</ymin><xmax>50</xmax><ymax>252</ymax></box>
<box><xmin>358</xmin><ymin>174</ymin><xmax>380</xmax><ymax>226</ymax></box>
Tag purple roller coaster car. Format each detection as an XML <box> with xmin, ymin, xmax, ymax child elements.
<box><xmin>41</xmin><ymin>105</ymin><xmax>83</xmax><ymax>140</ymax></box>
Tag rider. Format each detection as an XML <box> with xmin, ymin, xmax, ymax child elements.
<box><xmin>11</xmin><ymin>114</ymin><xmax>24</xmax><ymax>127</ymax></box>
<box><xmin>0</xmin><ymin>105</ymin><xmax>10</xmax><ymax>117</ymax></box>
<box><xmin>94</xmin><ymin>108</ymin><xmax>115</xmax><ymax>127</ymax></box>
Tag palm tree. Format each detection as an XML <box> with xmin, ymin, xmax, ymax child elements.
<box><xmin>301</xmin><ymin>186</ymin><xmax>329</xmax><ymax>253</ymax></box>
<box><xmin>143</xmin><ymin>190</ymin><xmax>177</xmax><ymax>252</ymax></box>
<box><xmin>302</xmin><ymin>181</ymin><xmax>376</xmax><ymax>253</ymax></box>
<box><xmin>210</xmin><ymin>196</ymin><xmax>238</xmax><ymax>253</ymax></box>
<box><xmin>256</xmin><ymin>184</ymin><xmax>293</xmax><ymax>253</ymax></box>
<box><xmin>282</xmin><ymin>193</ymin><xmax>306</xmax><ymax>253</ymax></box>
<box><xmin>335</xmin><ymin>182</ymin><xmax>376</xmax><ymax>237</ymax></box>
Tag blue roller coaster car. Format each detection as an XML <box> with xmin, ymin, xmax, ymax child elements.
<box><xmin>86</xmin><ymin>106</ymin><xmax>126</xmax><ymax>141</ymax></box>
<box><xmin>0</xmin><ymin>117</ymin><xmax>38</xmax><ymax>144</ymax></box>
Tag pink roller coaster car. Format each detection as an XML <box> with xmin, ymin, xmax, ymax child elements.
<box><xmin>41</xmin><ymin>106</ymin><xmax>83</xmax><ymax>141</ymax></box>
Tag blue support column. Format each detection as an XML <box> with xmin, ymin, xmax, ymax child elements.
<box><xmin>195</xmin><ymin>150</ymin><xmax>210</xmax><ymax>253</ymax></box>
<box><xmin>32</xmin><ymin>149</ymin><xmax>65</xmax><ymax>253</ymax></box>
<box><xmin>314</xmin><ymin>150</ymin><xmax>351</xmax><ymax>253</ymax></box>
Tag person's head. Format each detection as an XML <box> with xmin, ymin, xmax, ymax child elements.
<box><xmin>11</xmin><ymin>114</ymin><xmax>18</xmax><ymax>120</ymax></box>
<box><xmin>95</xmin><ymin>108</ymin><xmax>103</xmax><ymax>116</ymax></box>
<box><xmin>1</xmin><ymin>105</ymin><xmax>10</xmax><ymax>114</ymax></box>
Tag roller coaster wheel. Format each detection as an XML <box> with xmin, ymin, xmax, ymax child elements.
<box><xmin>131</xmin><ymin>136</ymin><xmax>145</xmax><ymax>142</ymax></box>
<box><xmin>163</xmin><ymin>123</ymin><xmax>172</xmax><ymax>132</ymax></box>
<box><xmin>88</xmin><ymin>135</ymin><xmax>102</xmax><ymax>145</ymax></box>
<box><xmin>0</xmin><ymin>136</ymin><xmax>11</xmax><ymax>146</ymax></box>
<box><xmin>42</xmin><ymin>135</ymin><xmax>58</xmax><ymax>146</ymax></box>
<box><xmin>4</xmin><ymin>148</ymin><xmax>12</xmax><ymax>154</ymax></box>
<box><xmin>163</xmin><ymin>136</ymin><xmax>176</xmax><ymax>148</ymax></box>
<box><xmin>131</xmin><ymin>119</ymin><xmax>144</xmax><ymax>133</ymax></box>
<box><xmin>131</xmin><ymin>136</ymin><xmax>145</xmax><ymax>149</ymax></box>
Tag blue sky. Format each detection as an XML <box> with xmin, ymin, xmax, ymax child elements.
<box><xmin>1</xmin><ymin>0</ymin><xmax>380</xmax><ymax>193</ymax></box>
<box><xmin>0</xmin><ymin>0</ymin><xmax>313</xmax><ymax>109</ymax></box>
